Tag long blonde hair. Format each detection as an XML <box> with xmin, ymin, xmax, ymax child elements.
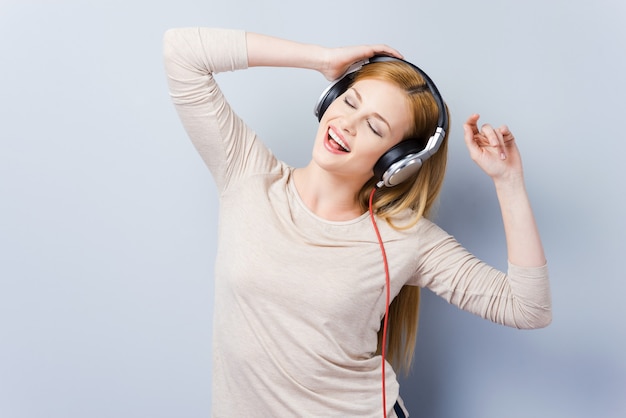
<box><xmin>353</xmin><ymin>61</ymin><xmax>449</xmax><ymax>375</ymax></box>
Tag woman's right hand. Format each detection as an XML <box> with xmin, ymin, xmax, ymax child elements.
<box><xmin>320</xmin><ymin>44</ymin><xmax>404</xmax><ymax>81</ymax></box>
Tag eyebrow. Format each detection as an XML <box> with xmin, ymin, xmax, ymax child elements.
<box><xmin>349</xmin><ymin>87</ymin><xmax>391</xmax><ymax>131</ymax></box>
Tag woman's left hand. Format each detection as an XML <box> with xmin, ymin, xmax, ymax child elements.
<box><xmin>463</xmin><ymin>113</ymin><xmax>524</xmax><ymax>182</ymax></box>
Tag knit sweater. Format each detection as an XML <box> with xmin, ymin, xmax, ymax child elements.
<box><xmin>163</xmin><ymin>27</ymin><xmax>551</xmax><ymax>418</ymax></box>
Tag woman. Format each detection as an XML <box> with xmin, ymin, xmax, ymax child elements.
<box><xmin>163</xmin><ymin>27</ymin><xmax>551</xmax><ymax>418</ymax></box>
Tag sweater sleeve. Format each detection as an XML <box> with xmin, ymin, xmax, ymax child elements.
<box><xmin>163</xmin><ymin>27</ymin><xmax>280</xmax><ymax>193</ymax></box>
<box><xmin>409</xmin><ymin>219</ymin><xmax>552</xmax><ymax>329</ymax></box>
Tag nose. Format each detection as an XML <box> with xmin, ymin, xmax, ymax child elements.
<box><xmin>339</xmin><ymin>112</ymin><xmax>358</xmax><ymax>136</ymax></box>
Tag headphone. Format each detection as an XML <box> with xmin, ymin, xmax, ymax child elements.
<box><xmin>314</xmin><ymin>56</ymin><xmax>449</xmax><ymax>188</ymax></box>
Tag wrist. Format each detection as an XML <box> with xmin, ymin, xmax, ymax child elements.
<box><xmin>493</xmin><ymin>172</ymin><xmax>527</xmax><ymax>199</ymax></box>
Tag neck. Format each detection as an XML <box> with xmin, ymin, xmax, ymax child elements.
<box><xmin>293</xmin><ymin>165</ymin><xmax>366</xmax><ymax>221</ymax></box>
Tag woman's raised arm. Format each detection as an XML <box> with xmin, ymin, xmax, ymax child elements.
<box><xmin>463</xmin><ymin>113</ymin><xmax>547</xmax><ymax>268</ymax></box>
<box><xmin>245</xmin><ymin>32</ymin><xmax>403</xmax><ymax>81</ymax></box>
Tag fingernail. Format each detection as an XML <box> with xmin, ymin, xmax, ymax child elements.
<box><xmin>500</xmin><ymin>152</ymin><xmax>507</xmax><ymax>160</ymax></box>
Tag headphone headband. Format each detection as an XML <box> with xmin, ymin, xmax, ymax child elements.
<box><xmin>313</xmin><ymin>56</ymin><xmax>449</xmax><ymax>188</ymax></box>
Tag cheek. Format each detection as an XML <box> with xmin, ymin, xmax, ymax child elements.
<box><xmin>367</xmin><ymin>138</ymin><xmax>396</xmax><ymax>160</ymax></box>
<box><xmin>312</xmin><ymin>123</ymin><xmax>327</xmax><ymax>145</ymax></box>
<box><xmin>361</xmin><ymin>146</ymin><xmax>389</xmax><ymax>171</ymax></box>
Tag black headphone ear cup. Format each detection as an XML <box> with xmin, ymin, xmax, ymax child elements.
<box><xmin>315</xmin><ymin>75</ymin><xmax>353</xmax><ymax>121</ymax></box>
<box><xmin>373</xmin><ymin>140</ymin><xmax>424</xmax><ymax>185</ymax></box>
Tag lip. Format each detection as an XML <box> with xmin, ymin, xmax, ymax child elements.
<box><xmin>324</xmin><ymin>126</ymin><xmax>351</xmax><ymax>154</ymax></box>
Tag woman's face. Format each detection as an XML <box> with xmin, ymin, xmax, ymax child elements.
<box><xmin>312</xmin><ymin>78</ymin><xmax>413</xmax><ymax>186</ymax></box>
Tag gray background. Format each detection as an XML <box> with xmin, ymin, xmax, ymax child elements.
<box><xmin>1</xmin><ymin>0</ymin><xmax>624</xmax><ymax>417</ymax></box>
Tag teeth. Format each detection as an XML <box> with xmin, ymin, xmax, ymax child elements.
<box><xmin>328</xmin><ymin>129</ymin><xmax>350</xmax><ymax>152</ymax></box>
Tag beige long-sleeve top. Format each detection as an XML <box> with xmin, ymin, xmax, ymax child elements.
<box><xmin>163</xmin><ymin>27</ymin><xmax>551</xmax><ymax>418</ymax></box>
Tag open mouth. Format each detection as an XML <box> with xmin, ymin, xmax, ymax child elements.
<box><xmin>328</xmin><ymin>128</ymin><xmax>351</xmax><ymax>153</ymax></box>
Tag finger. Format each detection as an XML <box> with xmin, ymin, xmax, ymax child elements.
<box><xmin>463</xmin><ymin>121</ymin><xmax>481</xmax><ymax>157</ymax></box>
<box><xmin>464</xmin><ymin>113</ymin><xmax>481</xmax><ymax>135</ymax></box>
<box><xmin>499</xmin><ymin>124</ymin><xmax>515</xmax><ymax>143</ymax></box>
<box><xmin>370</xmin><ymin>44</ymin><xmax>404</xmax><ymax>59</ymax></box>
<box><xmin>481</xmin><ymin>124</ymin><xmax>498</xmax><ymax>146</ymax></box>
<box><xmin>494</xmin><ymin>126</ymin><xmax>507</xmax><ymax>160</ymax></box>
<box><xmin>483</xmin><ymin>124</ymin><xmax>507</xmax><ymax>160</ymax></box>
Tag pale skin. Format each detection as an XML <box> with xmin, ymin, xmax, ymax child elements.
<box><xmin>246</xmin><ymin>32</ymin><xmax>546</xmax><ymax>268</ymax></box>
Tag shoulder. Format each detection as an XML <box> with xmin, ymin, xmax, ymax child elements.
<box><xmin>386</xmin><ymin>210</ymin><xmax>451</xmax><ymax>241</ymax></box>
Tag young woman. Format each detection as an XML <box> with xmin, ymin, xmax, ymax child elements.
<box><xmin>163</xmin><ymin>27</ymin><xmax>551</xmax><ymax>418</ymax></box>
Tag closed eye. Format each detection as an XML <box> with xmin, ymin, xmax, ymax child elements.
<box><xmin>368</xmin><ymin>121</ymin><xmax>382</xmax><ymax>137</ymax></box>
<box><xmin>343</xmin><ymin>98</ymin><xmax>382</xmax><ymax>137</ymax></box>
<box><xmin>343</xmin><ymin>97</ymin><xmax>356</xmax><ymax>108</ymax></box>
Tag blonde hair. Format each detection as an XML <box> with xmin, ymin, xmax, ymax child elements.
<box><xmin>353</xmin><ymin>61</ymin><xmax>450</xmax><ymax>375</ymax></box>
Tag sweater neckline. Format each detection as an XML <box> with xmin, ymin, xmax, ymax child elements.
<box><xmin>287</xmin><ymin>170</ymin><xmax>370</xmax><ymax>226</ymax></box>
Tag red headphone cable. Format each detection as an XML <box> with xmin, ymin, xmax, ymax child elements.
<box><xmin>368</xmin><ymin>187</ymin><xmax>391</xmax><ymax>418</ymax></box>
